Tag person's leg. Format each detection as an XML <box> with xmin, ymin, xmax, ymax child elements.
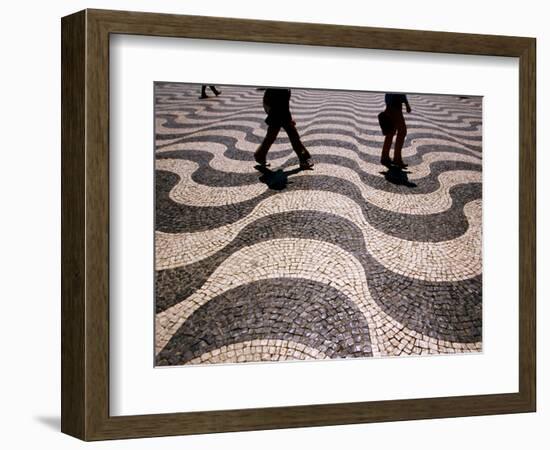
<box><xmin>254</xmin><ymin>125</ymin><xmax>280</xmax><ymax>165</ymax></box>
<box><xmin>380</xmin><ymin>108</ymin><xmax>396</xmax><ymax>166</ymax></box>
<box><xmin>283</xmin><ymin>122</ymin><xmax>312</xmax><ymax>164</ymax></box>
<box><xmin>200</xmin><ymin>85</ymin><xmax>208</xmax><ymax>99</ymax></box>
<box><xmin>393</xmin><ymin>112</ymin><xmax>407</xmax><ymax>166</ymax></box>
<box><xmin>381</xmin><ymin>132</ymin><xmax>394</xmax><ymax>166</ymax></box>
<box><xmin>209</xmin><ymin>85</ymin><xmax>221</xmax><ymax>96</ymax></box>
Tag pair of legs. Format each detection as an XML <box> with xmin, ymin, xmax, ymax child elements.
<box><xmin>254</xmin><ymin>121</ymin><xmax>313</xmax><ymax>168</ymax></box>
<box><xmin>200</xmin><ymin>85</ymin><xmax>220</xmax><ymax>98</ymax></box>
<box><xmin>381</xmin><ymin>108</ymin><xmax>407</xmax><ymax>167</ymax></box>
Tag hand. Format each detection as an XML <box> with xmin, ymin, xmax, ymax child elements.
<box><xmin>406</xmin><ymin>105</ymin><xmax>412</xmax><ymax>113</ymax></box>
<box><xmin>290</xmin><ymin>120</ymin><xmax>296</xmax><ymax>127</ymax></box>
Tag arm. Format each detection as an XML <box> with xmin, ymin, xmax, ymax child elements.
<box><xmin>286</xmin><ymin>89</ymin><xmax>295</xmax><ymax>125</ymax></box>
<box><xmin>404</xmin><ymin>95</ymin><xmax>411</xmax><ymax>113</ymax></box>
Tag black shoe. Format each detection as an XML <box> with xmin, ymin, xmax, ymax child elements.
<box><xmin>254</xmin><ymin>154</ymin><xmax>269</xmax><ymax>167</ymax></box>
<box><xmin>393</xmin><ymin>160</ymin><xmax>408</xmax><ymax>169</ymax></box>
<box><xmin>199</xmin><ymin>94</ymin><xmax>208</xmax><ymax>99</ymax></box>
<box><xmin>299</xmin><ymin>158</ymin><xmax>314</xmax><ymax>170</ymax></box>
<box><xmin>381</xmin><ymin>157</ymin><xmax>392</xmax><ymax>167</ymax></box>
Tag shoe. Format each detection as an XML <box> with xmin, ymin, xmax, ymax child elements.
<box><xmin>254</xmin><ymin>153</ymin><xmax>269</xmax><ymax>167</ymax></box>
<box><xmin>380</xmin><ymin>157</ymin><xmax>392</xmax><ymax>167</ymax></box>
<box><xmin>393</xmin><ymin>160</ymin><xmax>408</xmax><ymax>169</ymax></box>
<box><xmin>199</xmin><ymin>94</ymin><xmax>208</xmax><ymax>99</ymax></box>
<box><xmin>299</xmin><ymin>158</ymin><xmax>314</xmax><ymax>170</ymax></box>
<box><xmin>213</xmin><ymin>90</ymin><xmax>221</xmax><ymax>96</ymax></box>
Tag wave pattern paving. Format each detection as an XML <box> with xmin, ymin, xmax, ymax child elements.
<box><xmin>154</xmin><ymin>83</ymin><xmax>483</xmax><ymax>366</ymax></box>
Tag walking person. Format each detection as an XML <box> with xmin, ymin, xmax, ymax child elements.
<box><xmin>254</xmin><ymin>88</ymin><xmax>314</xmax><ymax>170</ymax></box>
<box><xmin>199</xmin><ymin>85</ymin><xmax>221</xmax><ymax>99</ymax></box>
<box><xmin>378</xmin><ymin>93</ymin><xmax>411</xmax><ymax>168</ymax></box>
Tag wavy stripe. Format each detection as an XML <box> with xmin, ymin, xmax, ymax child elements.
<box><xmin>155</xmin><ymin>160</ymin><xmax>481</xmax><ymax>237</ymax></box>
<box><xmin>155</xmin><ymin>100</ymin><xmax>482</xmax><ymax>132</ymax></box>
<box><xmin>156</xmin><ymin>86</ymin><xmax>481</xmax><ymax>121</ymax></box>
<box><xmin>158</xmin><ymin>141</ymin><xmax>480</xmax><ymax>179</ymax></box>
<box><xmin>155</xmin><ymin>88</ymin><xmax>481</xmax><ymax>118</ymax></box>
<box><xmin>156</xmin><ymin>238</ymin><xmax>481</xmax><ymax>356</ymax></box>
<box><xmin>178</xmin><ymin>144</ymin><xmax>481</xmax><ymax>180</ymax></box>
<box><xmin>155</xmin><ymin>118</ymin><xmax>482</xmax><ymax>150</ymax></box>
<box><xmin>156</xmin><ymin>159</ymin><xmax>266</xmax><ymax>206</ymax></box>
<box><xmin>156</xmin><ymin>113</ymin><xmax>482</xmax><ymax>146</ymax></box>
<box><xmin>157</xmin><ymin>103</ymin><xmax>482</xmax><ymax>132</ymax></box>
<box><xmin>157</xmin><ymin>127</ymin><xmax>481</xmax><ymax>160</ymax></box>
<box><xmin>185</xmin><ymin>339</ymin><xmax>330</xmax><ymax>365</ymax></box>
<box><xmin>157</xmin><ymin>277</ymin><xmax>372</xmax><ymax>364</ymax></box>
<box><xmin>156</xmin><ymin>146</ymin><xmax>480</xmax><ymax>195</ymax></box>
<box><xmin>155</xmin><ymin>190</ymin><xmax>482</xmax><ymax>282</ymax></box>
<box><xmin>182</xmin><ymin>336</ymin><xmax>479</xmax><ymax>365</ymax></box>
<box><xmin>155</xmin><ymin>209</ymin><xmax>481</xmax><ymax>342</ymax></box>
<box><xmin>157</xmin><ymin>158</ymin><xmax>480</xmax><ymax>214</ymax></box>
<box><xmin>158</xmin><ymin>105</ymin><xmax>482</xmax><ymax>138</ymax></box>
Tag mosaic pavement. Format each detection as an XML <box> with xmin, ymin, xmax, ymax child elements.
<box><xmin>154</xmin><ymin>83</ymin><xmax>483</xmax><ymax>366</ymax></box>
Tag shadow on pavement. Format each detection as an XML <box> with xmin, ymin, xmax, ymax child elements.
<box><xmin>255</xmin><ymin>165</ymin><xmax>304</xmax><ymax>190</ymax></box>
<box><xmin>380</xmin><ymin>165</ymin><xmax>417</xmax><ymax>188</ymax></box>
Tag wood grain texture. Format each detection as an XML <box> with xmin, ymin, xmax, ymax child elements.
<box><xmin>88</xmin><ymin>8</ymin><xmax>531</xmax><ymax>56</ymax></box>
<box><xmin>60</xmin><ymin>8</ymin><xmax>537</xmax><ymax>441</ymax></box>
<box><xmin>518</xmin><ymin>38</ymin><xmax>536</xmax><ymax>410</ymax></box>
<box><xmin>85</xmin><ymin>10</ymin><xmax>111</xmax><ymax>440</ymax></box>
<box><xmin>61</xmin><ymin>10</ymin><xmax>86</xmax><ymax>439</ymax></box>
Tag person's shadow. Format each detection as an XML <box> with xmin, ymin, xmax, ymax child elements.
<box><xmin>255</xmin><ymin>165</ymin><xmax>303</xmax><ymax>190</ymax></box>
<box><xmin>380</xmin><ymin>165</ymin><xmax>417</xmax><ymax>188</ymax></box>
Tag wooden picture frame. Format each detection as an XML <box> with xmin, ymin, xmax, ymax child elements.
<box><xmin>61</xmin><ymin>8</ymin><xmax>536</xmax><ymax>441</ymax></box>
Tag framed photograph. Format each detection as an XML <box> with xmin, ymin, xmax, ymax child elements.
<box><xmin>61</xmin><ymin>9</ymin><xmax>536</xmax><ymax>440</ymax></box>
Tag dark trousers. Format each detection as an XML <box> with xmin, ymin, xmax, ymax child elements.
<box><xmin>255</xmin><ymin>121</ymin><xmax>311</xmax><ymax>162</ymax></box>
<box><xmin>381</xmin><ymin>107</ymin><xmax>407</xmax><ymax>162</ymax></box>
<box><xmin>201</xmin><ymin>85</ymin><xmax>219</xmax><ymax>96</ymax></box>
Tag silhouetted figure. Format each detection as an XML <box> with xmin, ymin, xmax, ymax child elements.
<box><xmin>200</xmin><ymin>85</ymin><xmax>221</xmax><ymax>99</ymax></box>
<box><xmin>254</xmin><ymin>88</ymin><xmax>314</xmax><ymax>170</ymax></box>
<box><xmin>378</xmin><ymin>93</ymin><xmax>411</xmax><ymax>169</ymax></box>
